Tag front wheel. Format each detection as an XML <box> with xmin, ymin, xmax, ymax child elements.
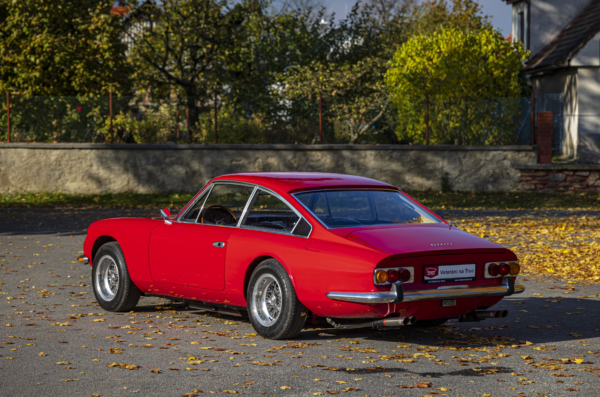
<box><xmin>247</xmin><ymin>259</ymin><xmax>307</xmax><ymax>340</ymax></box>
<box><xmin>92</xmin><ymin>242</ymin><xmax>141</xmax><ymax>312</ymax></box>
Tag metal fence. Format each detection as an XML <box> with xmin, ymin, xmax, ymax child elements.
<box><xmin>0</xmin><ymin>94</ymin><xmax>559</xmax><ymax>145</ymax></box>
<box><xmin>558</xmin><ymin>115</ymin><xmax>600</xmax><ymax>162</ymax></box>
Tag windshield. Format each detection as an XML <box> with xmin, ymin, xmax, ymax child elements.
<box><xmin>294</xmin><ymin>190</ymin><xmax>441</xmax><ymax>228</ymax></box>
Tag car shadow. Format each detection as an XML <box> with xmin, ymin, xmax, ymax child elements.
<box><xmin>295</xmin><ymin>295</ymin><xmax>600</xmax><ymax>347</ymax></box>
<box><xmin>133</xmin><ymin>295</ymin><xmax>600</xmax><ymax>348</ymax></box>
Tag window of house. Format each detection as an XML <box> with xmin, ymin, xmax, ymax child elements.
<box><xmin>514</xmin><ymin>3</ymin><xmax>529</xmax><ymax>50</ymax></box>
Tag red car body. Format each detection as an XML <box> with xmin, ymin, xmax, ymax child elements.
<box><xmin>83</xmin><ymin>172</ymin><xmax>523</xmax><ymax>325</ymax></box>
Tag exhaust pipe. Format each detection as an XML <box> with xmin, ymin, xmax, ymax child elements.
<box><xmin>475</xmin><ymin>310</ymin><xmax>508</xmax><ymax>319</ymax></box>
<box><xmin>375</xmin><ymin>316</ymin><xmax>417</xmax><ymax>327</ymax></box>
<box><xmin>326</xmin><ymin>316</ymin><xmax>417</xmax><ymax>330</ymax></box>
<box><xmin>460</xmin><ymin>310</ymin><xmax>508</xmax><ymax>322</ymax></box>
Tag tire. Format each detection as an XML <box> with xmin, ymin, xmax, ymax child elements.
<box><xmin>247</xmin><ymin>259</ymin><xmax>307</xmax><ymax>340</ymax></box>
<box><xmin>92</xmin><ymin>241</ymin><xmax>141</xmax><ymax>312</ymax></box>
<box><xmin>414</xmin><ymin>318</ymin><xmax>448</xmax><ymax>327</ymax></box>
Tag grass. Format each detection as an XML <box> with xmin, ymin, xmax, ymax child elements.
<box><xmin>0</xmin><ymin>192</ymin><xmax>195</xmax><ymax>210</ymax></box>
<box><xmin>1</xmin><ymin>190</ymin><xmax>600</xmax><ymax>210</ymax></box>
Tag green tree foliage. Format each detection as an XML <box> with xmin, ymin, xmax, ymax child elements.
<box><xmin>407</xmin><ymin>0</ymin><xmax>490</xmax><ymax>35</ymax></box>
<box><xmin>281</xmin><ymin>4</ymin><xmax>394</xmax><ymax>143</ymax></box>
<box><xmin>0</xmin><ymin>0</ymin><xmax>131</xmax><ymax>96</ymax></box>
<box><xmin>127</xmin><ymin>0</ymin><xmax>270</xmax><ymax>140</ymax></box>
<box><xmin>385</xmin><ymin>27</ymin><xmax>529</xmax><ymax>145</ymax></box>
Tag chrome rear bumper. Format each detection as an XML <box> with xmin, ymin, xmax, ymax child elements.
<box><xmin>327</xmin><ymin>278</ymin><xmax>524</xmax><ymax>304</ymax></box>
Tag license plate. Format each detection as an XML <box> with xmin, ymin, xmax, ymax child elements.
<box><xmin>423</xmin><ymin>264</ymin><xmax>476</xmax><ymax>283</ymax></box>
<box><xmin>441</xmin><ymin>299</ymin><xmax>456</xmax><ymax>307</ymax></box>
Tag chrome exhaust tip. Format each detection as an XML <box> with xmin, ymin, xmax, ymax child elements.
<box><xmin>474</xmin><ymin>310</ymin><xmax>508</xmax><ymax>320</ymax></box>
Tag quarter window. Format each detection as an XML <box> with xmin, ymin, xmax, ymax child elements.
<box><xmin>242</xmin><ymin>190</ymin><xmax>302</xmax><ymax>234</ymax></box>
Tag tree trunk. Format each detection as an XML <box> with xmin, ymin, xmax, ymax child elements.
<box><xmin>185</xmin><ymin>92</ymin><xmax>199</xmax><ymax>142</ymax></box>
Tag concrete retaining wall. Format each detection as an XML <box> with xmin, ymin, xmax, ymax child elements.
<box><xmin>0</xmin><ymin>144</ymin><xmax>537</xmax><ymax>194</ymax></box>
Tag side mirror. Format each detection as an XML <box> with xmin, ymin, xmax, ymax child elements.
<box><xmin>160</xmin><ymin>208</ymin><xmax>172</xmax><ymax>225</ymax></box>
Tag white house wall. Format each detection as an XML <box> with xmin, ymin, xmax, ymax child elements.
<box><xmin>575</xmin><ymin>67</ymin><xmax>600</xmax><ymax>161</ymax></box>
<box><xmin>571</xmin><ymin>32</ymin><xmax>600</xmax><ymax>67</ymax></box>
<box><xmin>528</xmin><ymin>0</ymin><xmax>590</xmax><ymax>56</ymax></box>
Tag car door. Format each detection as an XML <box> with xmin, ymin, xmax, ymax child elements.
<box><xmin>149</xmin><ymin>183</ymin><xmax>255</xmax><ymax>290</ymax></box>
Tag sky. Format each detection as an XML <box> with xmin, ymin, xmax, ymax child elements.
<box><xmin>323</xmin><ymin>0</ymin><xmax>513</xmax><ymax>37</ymax></box>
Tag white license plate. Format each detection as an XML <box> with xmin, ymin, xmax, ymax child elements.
<box><xmin>423</xmin><ymin>264</ymin><xmax>476</xmax><ymax>283</ymax></box>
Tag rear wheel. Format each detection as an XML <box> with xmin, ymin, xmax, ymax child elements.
<box><xmin>92</xmin><ymin>242</ymin><xmax>141</xmax><ymax>312</ymax></box>
<box><xmin>414</xmin><ymin>318</ymin><xmax>448</xmax><ymax>327</ymax></box>
<box><xmin>247</xmin><ymin>259</ymin><xmax>307</xmax><ymax>340</ymax></box>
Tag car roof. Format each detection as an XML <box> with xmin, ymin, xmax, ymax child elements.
<box><xmin>212</xmin><ymin>172</ymin><xmax>397</xmax><ymax>193</ymax></box>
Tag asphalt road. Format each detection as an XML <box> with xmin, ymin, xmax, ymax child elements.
<box><xmin>1</xmin><ymin>208</ymin><xmax>600</xmax><ymax>397</ymax></box>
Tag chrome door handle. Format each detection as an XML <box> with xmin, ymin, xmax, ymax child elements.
<box><xmin>212</xmin><ymin>242</ymin><xmax>225</xmax><ymax>248</ymax></box>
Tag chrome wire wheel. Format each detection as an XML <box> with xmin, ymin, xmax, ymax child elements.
<box><xmin>251</xmin><ymin>273</ymin><xmax>283</xmax><ymax>327</ymax></box>
<box><xmin>95</xmin><ymin>255</ymin><xmax>119</xmax><ymax>302</ymax></box>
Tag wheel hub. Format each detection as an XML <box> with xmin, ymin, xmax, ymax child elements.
<box><xmin>251</xmin><ymin>274</ymin><xmax>282</xmax><ymax>327</ymax></box>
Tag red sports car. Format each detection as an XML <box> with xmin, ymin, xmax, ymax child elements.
<box><xmin>82</xmin><ymin>172</ymin><xmax>524</xmax><ymax>339</ymax></box>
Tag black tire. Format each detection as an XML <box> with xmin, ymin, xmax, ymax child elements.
<box><xmin>414</xmin><ymin>318</ymin><xmax>448</xmax><ymax>327</ymax></box>
<box><xmin>92</xmin><ymin>241</ymin><xmax>141</xmax><ymax>312</ymax></box>
<box><xmin>247</xmin><ymin>259</ymin><xmax>307</xmax><ymax>340</ymax></box>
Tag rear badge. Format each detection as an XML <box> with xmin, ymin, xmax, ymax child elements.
<box><xmin>441</xmin><ymin>299</ymin><xmax>456</xmax><ymax>307</ymax></box>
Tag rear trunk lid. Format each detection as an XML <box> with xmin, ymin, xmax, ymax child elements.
<box><xmin>346</xmin><ymin>224</ymin><xmax>505</xmax><ymax>256</ymax></box>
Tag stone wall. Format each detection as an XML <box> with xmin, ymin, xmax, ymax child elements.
<box><xmin>516</xmin><ymin>164</ymin><xmax>600</xmax><ymax>192</ymax></box>
<box><xmin>0</xmin><ymin>143</ymin><xmax>537</xmax><ymax>194</ymax></box>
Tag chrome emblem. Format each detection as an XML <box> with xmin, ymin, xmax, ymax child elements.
<box><xmin>431</xmin><ymin>243</ymin><xmax>452</xmax><ymax>246</ymax></box>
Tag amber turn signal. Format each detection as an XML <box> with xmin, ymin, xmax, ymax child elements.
<box><xmin>509</xmin><ymin>262</ymin><xmax>520</xmax><ymax>276</ymax></box>
<box><xmin>375</xmin><ymin>270</ymin><xmax>389</xmax><ymax>284</ymax></box>
<box><xmin>77</xmin><ymin>257</ymin><xmax>84</xmax><ymax>262</ymax></box>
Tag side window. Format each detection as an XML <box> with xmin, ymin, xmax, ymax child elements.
<box><xmin>182</xmin><ymin>189</ymin><xmax>211</xmax><ymax>222</ymax></box>
<box><xmin>198</xmin><ymin>184</ymin><xmax>254</xmax><ymax>226</ymax></box>
<box><xmin>242</xmin><ymin>190</ymin><xmax>303</xmax><ymax>234</ymax></box>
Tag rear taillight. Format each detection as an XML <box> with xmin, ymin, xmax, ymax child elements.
<box><xmin>488</xmin><ymin>263</ymin><xmax>500</xmax><ymax>277</ymax></box>
<box><xmin>387</xmin><ymin>269</ymin><xmax>399</xmax><ymax>283</ymax></box>
<box><xmin>374</xmin><ymin>267</ymin><xmax>414</xmax><ymax>285</ymax></box>
<box><xmin>399</xmin><ymin>268</ymin><xmax>411</xmax><ymax>283</ymax></box>
<box><xmin>485</xmin><ymin>261</ymin><xmax>519</xmax><ymax>278</ymax></box>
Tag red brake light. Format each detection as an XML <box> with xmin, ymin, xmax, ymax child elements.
<box><xmin>387</xmin><ymin>269</ymin><xmax>399</xmax><ymax>283</ymax></box>
<box><xmin>399</xmin><ymin>268</ymin><xmax>411</xmax><ymax>283</ymax></box>
<box><xmin>488</xmin><ymin>263</ymin><xmax>500</xmax><ymax>277</ymax></box>
<box><xmin>499</xmin><ymin>263</ymin><xmax>510</xmax><ymax>276</ymax></box>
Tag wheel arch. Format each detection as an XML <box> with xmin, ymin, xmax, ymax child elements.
<box><xmin>243</xmin><ymin>255</ymin><xmax>297</xmax><ymax>302</ymax></box>
<box><xmin>91</xmin><ymin>235</ymin><xmax>117</xmax><ymax>265</ymax></box>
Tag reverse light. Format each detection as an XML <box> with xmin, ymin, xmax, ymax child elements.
<box><xmin>387</xmin><ymin>269</ymin><xmax>400</xmax><ymax>283</ymax></box>
<box><xmin>375</xmin><ymin>270</ymin><xmax>389</xmax><ymax>284</ymax></box>
<box><xmin>509</xmin><ymin>262</ymin><xmax>520</xmax><ymax>276</ymax></box>
<box><xmin>399</xmin><ymin>268</ymin><xmax>411</xmax><ymax>283</ymax></box>
<box><xmin>499</xmin><ymin>263</ymin><xmax>510</xmax><ymax>276</ymax></box>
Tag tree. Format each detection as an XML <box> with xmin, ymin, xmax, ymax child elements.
<box><xmin>385</xmin><ymin>27</ymin><xmax>529</xmax><ymax>145</ymax></box>
<box><xmin>407</xmin><ymin>0</ymin><xmax>491</xmax><ymax>36</ymax></box>
<box><xmin>0</xmin><ymin>0</ymin><xmax>131</xmax><ymax>96</ymax></box>
<box><xmin>127</xmin><ymin>0</ymin><xmax>266</xmax><ymax>140</ymax></box>
<box><xmin>280</xmin><ymin>4</ymin><xmax>392</xmax><ymax>144</ymax></box>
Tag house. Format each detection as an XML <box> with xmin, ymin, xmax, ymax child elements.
<box><xmin>505</xmin><ymin>0</ymin><xmax>600</xmax><ymax>161</ymax></box>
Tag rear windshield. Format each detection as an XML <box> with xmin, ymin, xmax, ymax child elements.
<box><xmin>294</xmin><ymin>190</ymin><xmax>441</xmax><ymax>228</ymax></box>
